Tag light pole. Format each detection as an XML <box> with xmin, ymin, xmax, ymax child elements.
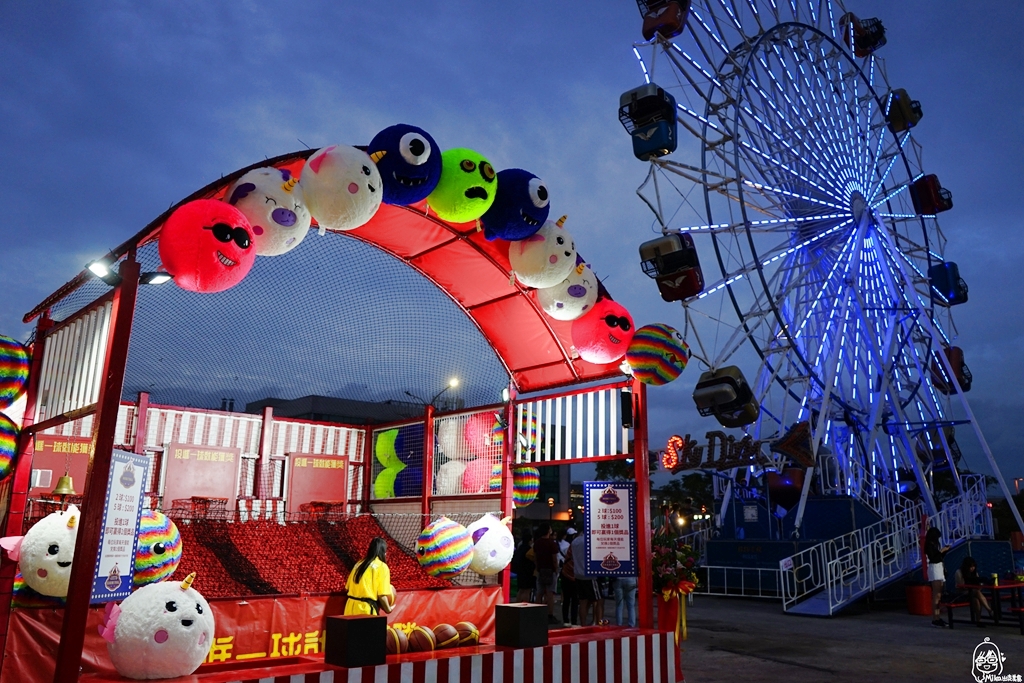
<box><xmin>547</xmin><ymin>497</ymin><xmax>555</xmax><ymax>522</ymax></box>
<box><xmin>405</xmin><ymin>377</ymin><xmax>459</xmax><ymax>409</ymax></box>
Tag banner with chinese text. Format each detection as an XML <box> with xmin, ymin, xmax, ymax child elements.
<box><xmin>583</xmin><ymin>481</ymin><xmax>637</xmax><ymax>577</ymax></box>
<box><xmin>29</xmin><ymin>436</ymin><xmax>92</xmax><ymax>496</ymax></box>
<box><xmin>91</xmin><ymin>449</ymin><xmax>149</xmax><ymax>603</ymax></box>
<box><xmin>161</xmin><ymin>443</ymin><xmax>241</xmax><ymax>510</ymax></box>
<box><xmin>287</xmin><ymin>453</ymin><xmax>347</xmax><ymax>512</ymax></box>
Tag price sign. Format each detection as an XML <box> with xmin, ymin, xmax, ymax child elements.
<box><xmin>583</xmin><ymin>481</ymin><xmax>637</xmax><ymax>577</ymax></box>
<box><xmin>91</xmin><ymin>449</ymin><xmax>149</xmax><ymax>603</ymax></box>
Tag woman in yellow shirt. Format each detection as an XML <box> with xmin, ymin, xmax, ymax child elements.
<box><xmin>344</xmin><ymin>537</ymin><xmax>395</xmax><ymax>615</ymax></box>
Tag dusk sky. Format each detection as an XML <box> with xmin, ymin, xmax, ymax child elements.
<box><xmin>2</xmin><ymin>2</ymin><xmax>1022</xmax><ymax>487</ymax></box>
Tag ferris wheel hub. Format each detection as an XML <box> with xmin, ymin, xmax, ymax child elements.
<box><xmin>849</xmin><ymin>191</ymin><xmax>868</xmax><ymax>225</ymax></box>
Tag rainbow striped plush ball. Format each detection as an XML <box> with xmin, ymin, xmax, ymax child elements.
<box><xmin>625</xmin><ymin>323</ymin><xmax>691</xmax><ymax>386</ymax></box>
<box><xmin>416</xmin><ymin>517</ymin><xmax>473</xmax><ymax>579</ymax></box>
<box><xmin>0</xmin><ymin>414</ymin><xmax>19</xmax><ymax>481</ymax></box>
<box><xmin>0</xmin><ymin>336</ymin><xmax>28</xmax><ymax>411</ymax></box>
<box><xmin>133</xmin><ymin>510</ymin><xmax>183</xmax><ymax>587</ymax></box>
<box><xmin>518</xmin><ymin>413</ymin><xmax>538</xmax><ymax>457</ymax></box>
<box><xmin>511</xmin><ymin>466</ymin><xmax>540</xmax><ymax>507</ymax></box>
<box><xmin>488</xmin><ymin>461</ymin><xmax>503</xmax><ymax>492</ymax></box>
<box><xmin>490</xmin><ymin>419</ymin><xmax>504</xmax><ymax>448</ymax></box>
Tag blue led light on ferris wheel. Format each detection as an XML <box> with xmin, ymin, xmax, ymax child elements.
<box><xmin>632</xmin><ymin>47</ymin><xmax>651</xmax><ymax>84</ymax></box>
<box><xmin>669</xmin><ymin>43</ymin><xmax>722</xmax><ymax>87</ymax></box>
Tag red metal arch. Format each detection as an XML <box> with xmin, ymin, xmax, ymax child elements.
<box><xmin>26</xmin><ymin>150</ymin><xmax>620</xmax><ymax>393</ymax></box>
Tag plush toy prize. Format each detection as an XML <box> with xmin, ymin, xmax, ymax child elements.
<box><xmin>159</xmin><ymin>199</ymin><xmax>256</xmax><ymax>293</ymax></box>
<box><xmin>415</xmin><ymin>517</ymin><xmax>473</xmax><ymax>579</ymax></box>
<box><xmin>461</xmin><ymin>457</ymin><xmax>497</xmax><ymax>494</ymax></box>
<box><xmin>466</xmin><ymin>514</ymin><xmax>514</xmax><ymax>576</ymax></box>
<box><xmin>102</xmin><ymin>573</ymin><xmax>214</xmax><ymax>680</ymax></box>
<box><xmin>571</xmin><ymin>299</ymin><xmax>635</xmax><ymax>364</ymax></box>
<box><xmin>509</xmin><ymin>216</ymin><xmax>577</xmax><ymax>289</ymax></box>
<box><xmin>435</xmin><ymin>459</ymin><xmax>467</xmax><ymax>496</ymax></box>
<box><xmin>0</xmin><ymin>505</ymin><xmax>79</xmax><ymax>597</ymax></box>
<box><xmin>373</xmin><ymin>428</ymin><xmax>406</xmax><ymax>498</ymax></box>
<box><xmin>626</xmin><ymin>323</ymin><xmax>691</xmax><ymax>385</ymax></box>
<box><xmin>463</xmin><ymin>411</ymin><xmax>500</xmax><ymax>458</ymax></box>
<box><xmin>480</xmin><ymin>168</ymin><xmax>549</xmax><ymax>241</ymax></box>
<box><xmin>368</xmin><ymin>124</ymin><xmax>442</xmax><ymax>206</ymax></box>
<box><xmin>511</xmin><ymin>466</ymin><xmax>540</xmax><ymax>507</ymax></box>
<box><xmin>225</xmin><ymin>167</ymin><xmax>312</xmax><ymax>256</ymax></box>
<box><xmin>0</xmin><ymin>335</ymin><xmax>29</xmax><ymax>410</ymax></box>
<box><xmin>133</xmin><ymin>510</ymin><xmax>183</xmax><ymax>587</ymax></box>
<box><xmin>0</xmin><ymin>413</ymin><xmax>18</xmax><ymax>481</ymax></box>
<box><xmin>426</xmin><ymin>148</ymin><xmax>497</xmax><ymax>223</ymax></box>
<box><xmin>536</xmin><ymin>260</ymin><xmax>599</xmax><ymax>321</ymax></box>
<box><xmin>300</xmin><ymin>144</ymin><xmax>383</xmax><ymax>232</ymax></box>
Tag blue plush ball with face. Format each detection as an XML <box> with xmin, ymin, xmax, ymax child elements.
<box><xmin>367</xmin><ymin>124</ymin><xmax>442</xmax><ymax>206</ymax></box>
<box><xmin>480</xmin><ymin>169</ymin><xmax>550</xmax><ymax>241</ymax></box>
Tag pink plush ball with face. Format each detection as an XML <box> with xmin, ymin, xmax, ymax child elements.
<box><xmin>462</xmin><ymin>457</ymin><xmax>498</xmax><ymax>494</ymax></box>
<box><xmin>159</xmin><ymin>200</ymin><xmax>256</xmax><ymax>293</ymax></box>
<box><xmin>571</xmin><ymin>299</ymin><xmax>635</xmax><ymax>364</ymax></box>
<box><xmin>463</xmin><ymin>412</ymin><xmax>499</xmax><ymax>459</ymax></box>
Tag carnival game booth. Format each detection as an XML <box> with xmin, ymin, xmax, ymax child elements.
<box><xmin>0</xmin><ymin>136</ymin><xmax>676</xmax><ymax>682</ymax></box>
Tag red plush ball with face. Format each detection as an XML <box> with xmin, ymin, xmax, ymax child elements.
<box><xmin>571</xmin><ymin>299</ymin><xmax>635</xmax><ymax>364</ymax></box>
<box><xmin>159</xmin><ymin>200</ymin><xmax>256</xmax><ymax>293</ymax></box>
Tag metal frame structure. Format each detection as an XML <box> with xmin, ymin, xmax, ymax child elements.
<box><xmin>4</xmin><ymin>151</ymin><xmax>655</xmax><ymax>681</ymax></box>
<box><xmin>630</xmin><ymin>0</ymin><xmax>1024</xmax><ymax>537</ymax></box>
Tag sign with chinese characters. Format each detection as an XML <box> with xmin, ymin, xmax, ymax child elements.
<box><xmin>30</xmin><ymin>435</ymin><xmax>92</xmax><ymax>496</ymax></box>
<box><xmin>161</xmin><ymin>443</ymin><xmax>241</xmax><ymax>511</ymax></box>
<box><xmin>287</xmin><ymin>453</ymin><xmax>347</xmax><ymax>512</ymax></box>
<box><xmin>583</xmin><ymin>481</ymin><xmax>637</xmax><ymax>577</ymax></box>
<box><xmin>91</xmin><ymin>449</ymin><xmax>149</xmax><ymax>603</ymax></box>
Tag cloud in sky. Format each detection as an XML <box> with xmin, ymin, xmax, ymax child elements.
<box><xmin>2</xmin><ymin>1</ymin><xmax>1023</xmax><ymax>482</ymax></box>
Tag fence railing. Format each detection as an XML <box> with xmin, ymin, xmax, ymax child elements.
<box><xmin>780</xmin><ymin>475</ymin><xmax>991</xmax><ymax>614</ymax></box>
<box><xmin>515</xmin><ymin>384</ymin><xmax>631</xmax><ymax>464</ymax></box>
<box><xmin>818</xmin><ymin>453</ymin><xmax>905</xmax><ymax>520</ymax></box>
<box><xmin>696</xmin><ymin>565</ymin><xmax>781</xmax><ymax>599</ymax></box>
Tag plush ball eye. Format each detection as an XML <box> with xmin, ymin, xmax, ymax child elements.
<box><xmin>153</xmin><ymin>542</ymin><xmax>166</xmax><ymax>555</ymax></box>
<box><xmin>47</xmin><ymin>544</ymin><xmax>59</xmax><ymax>556</ymax></box>
<box><xmin>556</xmin><ymin>236</ymin><xmax>565</xmax><ymax>246</ymax></box>
<box><xmin>480</xmin><ymin>162</ymin><xmax>495</xmax><ymax>182</ymax></box>
<box><xmin>165</xmin><ymin>601</ymin><xmax>178</xmax><ymax>612</ymax></box>
<box><xmin>528</xmin><ymin>178</ymin><xmax>549</xmax><ymax>209</ymax></box>
<box><xmin>196</xmin><ymin>603</ymin><xmax>203</xmax><ymax>614</ymax></box>
<box><xmin>460</xmin><ymin>159</ymin><xmax>477</xmax><ymax>173</ymax></box>
<box><xmin>399</xmin><ymin>132</ymin><xmax>431</xmax><ymax>166</ymax></box>
<box><xmin>361</xmin><ymin>166</ymin><xmax>371</xmax><ymax>176</ymax></box>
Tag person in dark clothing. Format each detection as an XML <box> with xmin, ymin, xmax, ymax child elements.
<box><xmin>954</xmin><ymin>556</ymin><xmax>993</xmax><ymax>625</ymax></box>
<box><xmin>533</xmin><ymin>523</ymin><xmax>560</xmax><ymax>623</ymax></box>
<box><xmin>513</xmin><ymin>528</ymin><xmax>536</xmax><ymax>602</ymax></box>
<box><xmin>924</xmin><ymin>527</ymin><xmax>950</xmax><ymax>627</ymax></box>
<box><xmin>560</xmin><ymin>530</ymin><xmax>579</xmax><ymax>624</ymax></box>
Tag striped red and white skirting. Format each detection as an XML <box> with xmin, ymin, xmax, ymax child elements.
<box><xmin>221</xmin><ymin>630</ymin><xmax>679</xmax><ymax>683</ymax></box>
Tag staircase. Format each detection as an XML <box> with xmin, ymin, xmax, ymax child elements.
<box><xmin>779</xmin><ymin>475</ymin><xmax>991</xmax><ymax>616</ymax></box>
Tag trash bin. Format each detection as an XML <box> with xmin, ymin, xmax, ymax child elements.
<box><xmin>906</xmin><ymin>584</ymin><xmax>932</xmax><ymax>616</ymax></box>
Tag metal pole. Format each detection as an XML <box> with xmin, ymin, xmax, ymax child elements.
<box><xmin>255</xmin><ymin>406</ymin><xmax>273</xmax><ymax>499</ymax></box>
<box><xmin>420</xmin><ymin>404</ymin><xmax>435</xmax><ymax>523</ymax></box>
<box><xmin>54</xmin><ymin>254</ymin><xmax>140</xmax><ymax>683</ymax></box>
<box><xmin>499</xmin><ymin>384</ymin><xmax>516</xmax><ymax>603</ymax></box>
<box><xmin>0</xmin><ymin>314</ymin><xmax>52</xmax><ymax>674</ymax></box>
<box><xmin>632</xmin><ymin>380</ymin><xmax>654</xmax><ymax>629</ymax></box>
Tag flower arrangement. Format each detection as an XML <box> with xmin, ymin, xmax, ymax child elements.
<box><xmin>651</xmin><ymin>533</ymin><xmax>699</xmax><ymax>598</ymax></box>
<box><xmin>652</xmin><ymin>533</ymin><xmax>699</xmax><ymax>643</ymax></box>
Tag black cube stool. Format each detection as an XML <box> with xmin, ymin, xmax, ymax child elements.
<box><xmin>324</xmin><ymin>614</ymin><xmax>387</xmax><ymax>668</ymax></box>
<box><xmin>495</xmin><ymin>602</ymin><xmax>549</xmax><ymax>649</ymax></box>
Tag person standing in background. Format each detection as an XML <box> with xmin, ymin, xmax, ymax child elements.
<box><xmin>924</xmin><ymin>526</ymin><xmax>950</xmax><ymax>628</ymax></box>
<box><xmin>344</xmin><ymin>537</ymin><xmax>395</xmax><ymax>615</ymax></box>
<box><xmin>513</xmin><ymin>528</ymin><xmax>536</xmax><ymax>603</ymax></box>
<box><xmin>560</xmin><ymin>528</ymin><xmax>579</xmax><ymax>625</ymax></box>
<box><xmin>614</xmin><ymin>572</ymin><xmax>638</xmax><ymax>627</ymax></box>
<box><xmin>571</xmin><ymin>530</ymin><xmax>608</xmax><ymax>625</ymax></box>
<box><xmin>533</xmin><ymin>523</ymin><xmax>560</xmax><ymax>624</ymax></box>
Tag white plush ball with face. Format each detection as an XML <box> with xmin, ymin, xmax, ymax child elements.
<box><xmin>435</xmin><ymin>459</ymin><xmax>468</xmax><ymax>496</ymax></box>
<box><xmin>17</xmin><ymin>505</ymin><xmax>79</xmax><ymax>597</ymax></box>
<box><xmin>537</xmin><ymin>261</ymin><xmax>599</xmax><ymax>321</ymax></box>
<box><xmin>466</xmin><ymin>514</ymin><xmax>515</xmax><ymax>576</ymax></box>
<box><xmin>299</xmin><ymin>145</ymin><xmax>383</xmax><ymax>232</ymax></box>
<box><xmin>436</xmin><ymin>419</ymin><xmax>474</xmax><ymax>461</ymax></box>
<box><xmin>225</xmin><ymin>167</ymin><xmax>312</xmax><ymax>256</ymax></box>
<box><xmin>105</xmin><ymin>575</ymin><xmax>214</xmax><ymax>679</ymax></box>
<box><xmin>509</xmin><ymin>217</ymin><xmax>577</xmax><ymax>289</ymax></box>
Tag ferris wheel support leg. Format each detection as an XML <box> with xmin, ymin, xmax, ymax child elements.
<box><xmin>874</xmin><ymin>223</ymin><xmax>1024</xmax><ymax>535</ymax></box>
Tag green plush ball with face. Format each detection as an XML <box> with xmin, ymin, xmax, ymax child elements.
<box><xmin>426</xmin><ymin>148</ymin><xmax>497</xmax><ymax>223</ymax></box>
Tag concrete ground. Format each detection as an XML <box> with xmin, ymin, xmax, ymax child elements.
<box><xmin>545</xmin><ymin>593</ymin><xmax>1023</xmax><ymax>682</ymax></box>
<box><xmin>679</xmin><ymin>595</ymin><xmax>1024</xmax><ymax>683</ymax></box>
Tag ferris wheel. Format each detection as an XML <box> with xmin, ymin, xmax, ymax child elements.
<box><xmin>622</xmin><ymin>0</ymin><xmax>1020</xmax><ymax>530</ymax></box>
